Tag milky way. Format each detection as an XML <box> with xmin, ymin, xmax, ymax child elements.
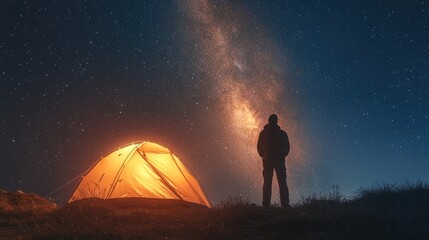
<box><xmin>180</xmin><ymin>0</ymin><xmax>310</xmax><ymax>203</ymax></box>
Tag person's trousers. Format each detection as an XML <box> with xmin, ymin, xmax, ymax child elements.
<box><xmin>262</xmin><ymin>159</ymin><xmax>289</xmax><ymax>207</ymax></box>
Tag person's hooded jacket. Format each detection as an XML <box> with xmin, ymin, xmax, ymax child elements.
<box><xmin>257</xmin><ymin>123</ymin><xmax>290</xmax><ymax>160</ymax></box>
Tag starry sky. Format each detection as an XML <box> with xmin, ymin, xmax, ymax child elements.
<box><xmin>1</xmin><ymin>0</ymin><xmax>428</xmax><ymax>205</ymax></box>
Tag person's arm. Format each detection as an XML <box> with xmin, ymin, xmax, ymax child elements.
<box><xmin>282</xmin><ymin>131</ymin><xmax>290</xmax><ymax>157</ymax></box>
<box><xmin>257</xmin><ymin>131</ymin><xmax>264</xmax><ymax>158</ymax></box>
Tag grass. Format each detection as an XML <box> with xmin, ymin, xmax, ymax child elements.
<box><xmin>1</xmin><ymin>183</ymin><xmax>429</xmax><ymax>239</ymax></box>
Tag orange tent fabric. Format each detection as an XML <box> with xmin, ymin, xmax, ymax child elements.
<box><xmin>69</xmin><ymin>141</ymin><xmax>211</xmax><ymax>207</ymax></box>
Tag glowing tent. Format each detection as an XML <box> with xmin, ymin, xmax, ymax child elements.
<box><xmin>69</xmin><ymin>141</ymin><xmax>211</xmax><ymax>207</ymax></box>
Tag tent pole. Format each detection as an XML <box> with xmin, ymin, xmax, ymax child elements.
<box><xmin>170</xmin><ymin>153</ymin><xmax>208</xmax><ymax>206</ymax></box>
<box><xmin>106</xmin><ymin>144</ymin><xmax>140</xmax><ymax>198</ymax></box>
<box><xmin>137</xmin><ymin>150</ymin><xmax>185</xmax><ymax>201</ymax></box>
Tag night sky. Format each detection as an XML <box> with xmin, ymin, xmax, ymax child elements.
<box><xmin>1</xmin><ymin>0</ymin><xmax>428</xmax><ymax>205</ymax></box>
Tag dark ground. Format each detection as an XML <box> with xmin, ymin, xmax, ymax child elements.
<box><xmin>1</xmin><ymin>183</ymin><xmax>429</xmax><ymax>240</ymax></box>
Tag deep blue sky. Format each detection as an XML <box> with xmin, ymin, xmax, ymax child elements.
<box><xmin>1</xmin><ymin>0</ymin><xmax>428</xmax><ymax>204</ymax></box>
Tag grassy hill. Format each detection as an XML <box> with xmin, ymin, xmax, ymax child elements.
<box><xmin>1</xmin><ymin>183</ymin><xmax>429</xmax><ymax>239</ymax></box>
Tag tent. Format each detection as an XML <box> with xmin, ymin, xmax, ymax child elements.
<box><xmin>69</xmin><ymin>141</ymin><xmax>211</xmax><ymax>207</ymax></box>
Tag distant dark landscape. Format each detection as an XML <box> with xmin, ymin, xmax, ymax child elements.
<box><xmin>1</xmin><ymin>182</ymin><xmax>428</xmax><ymax>240</ymax></box>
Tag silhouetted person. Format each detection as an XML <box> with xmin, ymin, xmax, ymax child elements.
<box><xmin>257</xmin><ymin>114</ymin><xmax>290</xmax><ymax>207</ymax></box>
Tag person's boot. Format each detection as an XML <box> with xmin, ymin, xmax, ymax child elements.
<box><xmin>282</xmin><ymin>203</ymin><xmax>291</xmax><ymax>209</ymax></box>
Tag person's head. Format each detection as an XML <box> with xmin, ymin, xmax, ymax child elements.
<box><xmin>268</xmin><ymin>114</ymin><xmax>278</xmax><ymax>125</ymax></box>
